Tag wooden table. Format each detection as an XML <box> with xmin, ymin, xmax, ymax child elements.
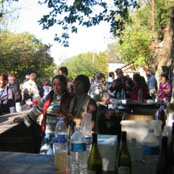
<box><xmin>109</xmin><ymin>100</ymin><xmax>161</xmax><ymax>114</ymax></box>
<box><xmin>0</xmin><ymin>151</ymin><xmax>57</xmax><ymax>174</ymax></box>
<box><xmin>0</xmin><ymin>106</ymin><xmax>41</xmax><ymax>153</ymax></box>
<box><xmin>0</xmin><ymin>105</ymin><xmax>31</xmax><ymax>134</ymax></box>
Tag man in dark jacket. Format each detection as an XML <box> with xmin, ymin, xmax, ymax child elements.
<box><xmin>0</xmin><ymin>73</ymin><xmax>14</xmax><ymax>114</ymax></box>
<box><xmin>8</xmin><ymin>74</ymin><xmax>22</xmax><ymax>103</ymax></box>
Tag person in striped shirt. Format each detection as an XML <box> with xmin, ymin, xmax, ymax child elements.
<box><xmin>14</xmin><ymin>75</ymin><xmax>73</xmax><ymax>154</ymax></box>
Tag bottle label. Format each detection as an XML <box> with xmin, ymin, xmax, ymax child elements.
<box><xmin>55</xmin><ymin>134</ymin><xmax>67</xmax><ymax>143</ymax></box>
<box><xmin>118</xmin><ymin>166</ymin><xmax>130</xmax><ymax>174</ymax></box>
<box><xmin>71</xmin><ymin>142</ymin><xmax>86</xmax><ymax>152</ymax></box>
<box><xmin>85</xmin><ymin>136</ymin><xmax>92</xmax><ymax>145</ymax></box>
<box><xmin>142</xmin><ymin>145</ymin><xmax>160</xmax><ymax>155</ymax></box>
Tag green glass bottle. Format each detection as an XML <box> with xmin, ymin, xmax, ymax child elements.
<box><xmin>116</xmin><ymin>131</ymin><xmax>131</xmax><ymax>174</ymax></box>
<box><xmin>156</xmin><ymin>136</ymin><xmax>172</xmax><ymax>174</ymax></box>
<box><xmin>87</xmin><ymin>132</ymin><xmax>102</xmax><ymax>174</ymax></box>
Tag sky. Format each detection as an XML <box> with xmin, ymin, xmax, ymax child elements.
<box><xmin>9</xmin><ymin>0</ymin><xmax>113</xmax><ymax>65</ymax></box>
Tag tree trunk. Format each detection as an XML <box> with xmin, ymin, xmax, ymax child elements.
<box><xmin>156</xmin><ymin>7</ymin><xmax>174</xmax><ymax>102</ymax></box>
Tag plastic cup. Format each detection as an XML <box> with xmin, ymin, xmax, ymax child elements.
<box><xmin>80</xmin><ymin>113</ymin><xmax>92</xmax><ymax>132</ymax></box>
<box><xmin>9</xmin><ymin>106</ymin><xmax>16</xmax><ymax>113</ymax></box>
<box><xmin>15</xmin><ymin>102</ymin><xmax>21</xmax><ymax>112</ymax></box>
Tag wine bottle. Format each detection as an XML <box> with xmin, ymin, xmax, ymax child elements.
<box><xmin>156</xmin><ymin>136</ymin><xmax>172</xmax><ymax>174</ymax></box>
<box><xmin>116</xmin><ymin>131</ymin><xmax>131</xmax><ymax>174</ymax></box>
<box><xmin>87</xmin><ymin>132</ymin><xmax>102</xmax><ymax>174</ymax></box>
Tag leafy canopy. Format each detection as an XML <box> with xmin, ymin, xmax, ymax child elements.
<box><xmin>58</xmin><ymin>51</ymin><xmax>108</xmax><ymax>79</ymax></box>
<box><xmin>116</xmin><ymin>0</ymin><xmax>174</xmax><ymax>66</ymax></box>
<box><xmin>0</xmin><ymin>30</ymin><xmax>56</xmax><ymax>82</ymax></box>
<box><xmin>38</xmin><ymin>0</ymin><xmax>139</xmax><ymax>47</ymax></box>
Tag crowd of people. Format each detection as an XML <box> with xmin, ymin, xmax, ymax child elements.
<box><xmin>88</xmin><ymin>68</ymin><xmax>171</xmax><ymax>105</ymax></box>
<box><xmin>0</xmin><ymin>66</ymin><xmax>172</xmax><ymax>154</ymax></box>
<box><xmin>0</xmin><ymin>72</ymin><xmax>43</xmax><ymax>114</ymax></box>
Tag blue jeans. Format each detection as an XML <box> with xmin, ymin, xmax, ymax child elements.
<box><xmin>40</xmin><ymin>132</ymin><xmax>54</xmax><ymax>155</ymax></box>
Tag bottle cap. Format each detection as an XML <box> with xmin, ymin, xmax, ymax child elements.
<box><xmin>59</xmin><ymin>117</ymin><xmax>64</xmax><ymax>121</ymax></box>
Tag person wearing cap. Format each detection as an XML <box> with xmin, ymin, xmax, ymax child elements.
<box><xmin>88</xmin><ymin>72</ymin><xmax>108</xmax><ymax>106</ymax></box>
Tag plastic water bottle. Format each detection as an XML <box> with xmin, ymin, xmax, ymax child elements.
<box><xmin>116</xmin><ymin>91</ymin><xmax>121</xmax><ymax>99</ymax></box>
<box><xmin>142</xmin><ymin>128</ymin><xmax>160</xmax><ymax>174</ymax></box>
<box><xmin>70</xmin><ymin>126</ymin><xmax>87</xmax><ymax>174</ymax></box>
<box><xmin>121</xmin><ymin>89</ymin><xmax>126</xmax><ymax>99</ymax></box>
<box><xmin>138</xmin><ymin>89</ymin><xmax>143</xmax><ymax>102</ymax></box>
<box><xmin>53</xmin><ymin>117</ymin><xmax>69</xmax><ymax>173</ymax></box>
<box><xmin>83</xmin><ymin>132</ymin><xmax>92</xmax><ymax>156</ymax></box>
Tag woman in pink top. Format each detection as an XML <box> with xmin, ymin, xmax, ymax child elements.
<box><xmin>157</xmin><ymin>74</ymin><xmax>171</xmax><ymax>104</ymax></box>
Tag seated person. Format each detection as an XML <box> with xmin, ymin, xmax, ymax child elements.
<box><xmin>0</xmin><ymin>73</ymin><xmax>14</xmax><ymax>114</ymax></box>
<box><xmin>14</xmin><ymin>75</ymin><xmax>73</xmax><ymax>154</ymax></box>
<box><xmin>131</xmin><ymin>73</ymin><xmax>149</xmax><ymax>101</ymax></box>
<box><xmin>67</xmin><ymin>75</ymin><xmax>97</xmax><ymax>130</ymax></box>
<box><xmin>157</xmin><ymin>74</ymin><xmax>171</xmax><ymax>104</ymax></box>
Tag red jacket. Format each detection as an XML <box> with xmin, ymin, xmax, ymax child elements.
<box><xmin>41</xmin><ymin>90</ymin><xmax>73</xmax><ymax>135</ymax></box>
<box><xmin>131</xmin><ymin>84</ymin><xmax>148</xmax><ymax>101</ymax></box>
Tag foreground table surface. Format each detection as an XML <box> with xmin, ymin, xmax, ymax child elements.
<box><xmin>0</xmin><ymin>106</ymin><xmax>31</xmax><ymax>134</ymax></box>
<box><xmin>0</xmin><ymin>151</ymin><xmax>57</xmax><ymax>174</ymax></box>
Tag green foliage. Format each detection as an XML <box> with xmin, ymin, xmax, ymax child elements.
<box><xmin>38</xmin><ymin>0</ymin><xmax>139</xmax><ymax>46</ymax></box>
<box><xmin>92</xmin><ymin>51</ymin><xmax>108</xmax><ymax>74</ymax></box>
<box><xmin>0</xmin><ymin>30</ymin><xmax>55</xmax><ymax>82</ymax></box>
<box><xmin>155</xmin><ymin>0</ymin><xmax>174</xmax><ymax>40</ymax></box>
<box><xmin>58</xmin><ymin>51</ymin><xmax>108</xmax><ymax>80</ymax></box>
<box><xmin>118</xmin><ymin>25</ymin><xmax>154</xmax><ymax>65</ymax></box>
<box><xmin>116</xmin><ymin>0</ymin><xmax>174</xmax><ymax>66</ymax></box>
